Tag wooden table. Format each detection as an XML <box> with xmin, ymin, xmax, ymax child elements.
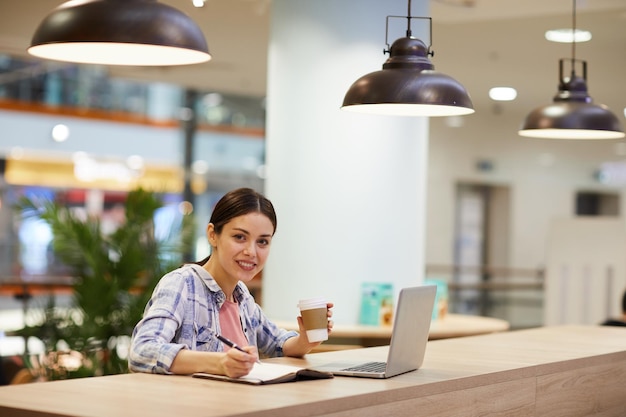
<box><xmin>274</xmin><ymin>313</ymin><xmax>510</xmax><ymax>348</ymax></box>
<box><xmin>0</xmin><ymin>325</ymin><xmax>624</xmax><ymax>417</ymax></box>
<box><xmin>429</xmin><ymin>313</ymin><xmax>510</xmax><ymax>339</ymax></box>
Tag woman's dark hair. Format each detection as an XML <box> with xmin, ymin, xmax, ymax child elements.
<box><xmin>209</xmin><ymin>187</ymin><xmax>277</xmax><ymax>235</ymax></box>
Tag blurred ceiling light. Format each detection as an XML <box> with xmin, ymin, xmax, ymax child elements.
<box><xmin>192</xmin><ymin>160</ymin><xmax>209</xmax><ymax>175</ymax></box>
<box><xmin>203</xmin><ymin>92</ymin><xmax>223</xmax><ymax>107</ymax></box>
<box><xmin>178</xmin><ymin>201</ymin><xmax>194</xmax><ymax>215</ymax></box>
<box><xmin>192</xmin><ymin>0</ymin><xmax>205</xmax><ymax>7</ymax></box>
<box><xmin>206</xmin><ymin>107</ymin><xmax>228</xmax><ymax>124</ymax></box>
<box><xmin>126</xmin><ymin>155</ymin><xmax>145</xmax><ymax>170</ymax></box>
<box><xmin>51</xmin><ymin>124</ymin><xmax>70</xmax><ymax>142</ymax></box>
<box><xmin>488</xmin><ymin>87</ymin><xmax>517</xmax><ymax>101</ymax></box>
<box><xmin>519</xmin><ymin>0</ymin><xmax>623</xmax><ymax>140</ymax></box>
<box><xmin>545</xmin><ymin>28</ymin><xmax>592</xmax><ymax>43</ymax></box>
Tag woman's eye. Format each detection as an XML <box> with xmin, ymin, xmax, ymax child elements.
<box><xmin>258</xmin><ymin>238</ymin><xmax>270</xmax><ymax>246</ymax></box>
<box><xmin>233</xmin><ymin>234</ymin><xmax>245</xmax><ymax>241</ymax></box>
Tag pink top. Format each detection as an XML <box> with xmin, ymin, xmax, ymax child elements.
<box><xmin>219</xmin><ymin>300</ymin><xmax>249</xmax><ymax>349</ymax></box>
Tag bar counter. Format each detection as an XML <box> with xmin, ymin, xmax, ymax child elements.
<box><xmin>0</xmin><ymin>325</ymin><xmax>624</xmax><ymax>416</ymax></box>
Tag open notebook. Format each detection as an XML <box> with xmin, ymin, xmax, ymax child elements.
<box><xmin>309</xmin><ymin>285</ymin><xmax>436</xmax><ymax>378</ymax></box>
<box><xmin>193</xmin><ymin>362</ymin><xmax>333</xmax><ymax>385</ymax></box>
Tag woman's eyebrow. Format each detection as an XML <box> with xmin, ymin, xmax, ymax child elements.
<box><xmin>232</xmin><ymin>227</ymin><xmax>272</xmax><ymax>238</ymax></box>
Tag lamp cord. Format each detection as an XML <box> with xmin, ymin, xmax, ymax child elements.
<box><xmin>571</xmin><ymin>0</ymin><xmax>576</xmax><ymax>77</ymax></box>
<box><xmin>406</xmin><ymin>0</ymin><xmax>412</xmax><ymax>37</ymax></box>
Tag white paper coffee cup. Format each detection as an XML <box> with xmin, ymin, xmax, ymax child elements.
<box><xmin>298</xmin><ymin>296</ymin><xmax>328</xmax><ymax>342</ymax></box>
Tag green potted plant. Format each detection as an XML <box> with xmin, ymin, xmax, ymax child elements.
<box><xmin>15</xmin><ymin>188</ymin><xmax>194</xmax><ymax>379</ymax></box>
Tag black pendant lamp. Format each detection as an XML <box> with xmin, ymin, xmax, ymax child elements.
<box><xmin>341</xmin><ymin>0</ymin><xmax>474</xmax><ymax>117</ymax></box>
<box><xmin>518</xmin><ymin>1</ymin><xmax>624</xmax><ymax>139</ymax></box>
<box><xmin>28</xmin><ymin>0</ymin><xmax>211</xmax><ymax>67</ymax></box>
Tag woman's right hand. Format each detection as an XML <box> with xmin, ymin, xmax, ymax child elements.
<box><xmin>220</xmin><ymin>345</ymin><xmax>259</xmax><ymax>378</ymax></box>
<box><xmin>170</xmin><ymin>346</ymin><xmax>258</xmax><ymax>377</ymax></box>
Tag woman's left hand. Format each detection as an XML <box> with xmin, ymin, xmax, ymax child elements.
<box><xmin>325</xmin><ymin>301</ymin><xmax>334</xmax><ymax>335</ymax></box>
<box><xmin>288</xmin><ymin>302</ymin><xmax>334</xmax><ymax>356</ymax></box>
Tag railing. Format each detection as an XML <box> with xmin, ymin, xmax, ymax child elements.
<box><xmin>425</xmin><ymin>264</ymin><xmax>545</xmax><ymax>330</ymax></box>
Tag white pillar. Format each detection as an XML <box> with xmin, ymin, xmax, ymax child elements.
<box><xmin>263</xmin><ymin>0</ymin><xmax>430</xmax><ymax>325</ymax></box>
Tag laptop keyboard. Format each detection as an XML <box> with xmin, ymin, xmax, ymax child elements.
<box><xmin>341</xmin><ymin>361</ymin><xmax>387</xmax><ymax>373</ymax></box>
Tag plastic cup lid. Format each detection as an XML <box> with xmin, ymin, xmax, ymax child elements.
<box><xmin>298</xmin><ymin>296</ymin><xmax>326</xmax><ymax>309</ymax></box>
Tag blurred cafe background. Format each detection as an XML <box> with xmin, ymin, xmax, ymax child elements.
<box><xmin>0</xmin><ymin>0</ymin><xmax>625</xmax><ymax>381</ymax></box>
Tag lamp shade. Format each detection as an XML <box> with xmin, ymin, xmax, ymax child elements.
<box><xmin>519</xmin><ymin>66</ymin><xmax>624</xmax><ymax>139</ymax></box>
<box><xmin>28</xmin><ymin>0</ymin><xmax>211</xmax><ymax>66</ymax></box>
<box><xmin>341</xmin><ymin>37</ymin><xmax>474</xmax><ymax>117</ymax></box>
<box><xmin>519</xmin><ymin>102</ymin><xmax>625</xmax><ymax>140</ymax></box>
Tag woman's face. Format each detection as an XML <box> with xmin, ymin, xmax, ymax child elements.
<box><xmin>207</xmin><ymin>212</ymin><xmax>274</xmax><ymax>284</ymax></box>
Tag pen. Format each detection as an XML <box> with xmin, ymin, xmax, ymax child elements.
<box><xmin>216</xmin><ymin>334</ymin><xmax>261</xmax><ymax>363</ymax></box>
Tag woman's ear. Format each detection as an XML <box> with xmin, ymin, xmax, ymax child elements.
<box><xmin>207</xmin><ymin>223</ymin><xmax>218</xmax><ymax>247</ymax></box>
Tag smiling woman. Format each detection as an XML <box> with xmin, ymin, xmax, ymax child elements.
<box><xmin>128</xmin><ymin>187</ymin><xmax>335</xmax><ymax>379</ymax></box>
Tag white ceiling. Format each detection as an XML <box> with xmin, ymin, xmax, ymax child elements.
<box><xmin>0</xmin><ymin>0</ymin><xmax>625</xmax><ymax>123</ymax></box>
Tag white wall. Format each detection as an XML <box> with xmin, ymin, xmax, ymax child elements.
<box><xmin>544</xmin><ymin>218</ymin><xmax>626</xmax><ymax>325</ymax></box>
<box><xmin>426</xmin><ymin>106</ymin><xmax>626</xmax><ymax>272</ymax></box>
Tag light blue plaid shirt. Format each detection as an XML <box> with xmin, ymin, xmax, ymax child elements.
<box><xmin>128</xmin><ymin>263</ymin><xmax>297</xmax><ymax>374</ymax></box>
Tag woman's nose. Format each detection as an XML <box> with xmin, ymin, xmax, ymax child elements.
<box><xmin>243</xmin><ymin>243</ymin><xmax>255</xmax><ymax>256</ymax></box>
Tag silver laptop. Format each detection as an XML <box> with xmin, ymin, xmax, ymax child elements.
<box><xmin>311</xmin><ymin>285</ymin><xmax>436</xmax><ymax>379</ymax></box>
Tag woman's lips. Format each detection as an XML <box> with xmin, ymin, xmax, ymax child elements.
<box><xmin>237</xmin><ymin>260</ymin><xmax>256</xmax><ymax>271</ymax></box>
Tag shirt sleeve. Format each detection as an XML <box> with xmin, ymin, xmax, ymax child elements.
<box><xmin>128</xmin><ymin>272</ymin><xmax>190</xmax><ymax>374</ymax></box>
